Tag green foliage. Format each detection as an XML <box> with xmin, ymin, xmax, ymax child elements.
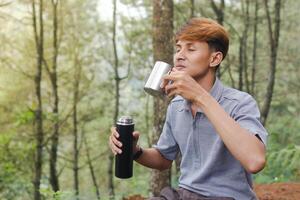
<box><xmin>40</xmin><ymin>188</ymin><xmax>73</xmax><ymax>200</ymax></box>
<box><xmin>0</xmin><ymin>0</ymin><xmax>300</xmax><ymax>199</ymax></box>
<box><xmin>0</xmin><ymin>133</ymin><xmax>33</xmax><ymax>199</ymax></box>
<box><xmin>255</xmin><ymin>144</ymin><xmax>300</xmax><ymax>183</ymax></box>
<box><xmin>254</xmin><ymin>115</ymin><xmax>300</xmax><ymax>183</ymax></box>
<box><xmin>15</xmin><ymin>109</ymin><xmax>35</xmax><ymax>125</ymax></box>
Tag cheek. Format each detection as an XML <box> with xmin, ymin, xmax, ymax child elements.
<box><xmin>190</xmin><ymin>53</ymin><xmax>210</xmax><ymax>66</ymax></box>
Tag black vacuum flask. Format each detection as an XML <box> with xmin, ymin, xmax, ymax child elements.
<box><xmin>115</xmin><ymin>116</ymin><xmax>134</xmax><ymax>179</ymax></box>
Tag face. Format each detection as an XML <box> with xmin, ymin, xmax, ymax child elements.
<box><xmin>174</xmin><ymin>40</ymin><xmax>216</xmax><ymax>80</ymax></box>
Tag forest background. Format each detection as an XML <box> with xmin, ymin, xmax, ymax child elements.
<box><xmin>0</xmin><ymin>0</ymin><xmax>299</xmax><ymax>200</ymax></box>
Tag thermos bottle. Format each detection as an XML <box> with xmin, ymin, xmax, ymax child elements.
<box><xmin>115</xmin><ymin>116</ymin><xmax>134</xmax><ymax>179</ymax></box>
<box><xmin>144</xmin><ymin>61</ymin><xmax>172</xmax><ymax>97</ymax></box>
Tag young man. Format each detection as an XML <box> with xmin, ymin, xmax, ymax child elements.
<box><xmin>109</xmin><ymin>18</ymin><xmax>267</xmax><ymax>200</ymax></box>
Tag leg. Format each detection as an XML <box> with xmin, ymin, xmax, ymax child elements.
<box><xmin>147</xmin><ymin>186</ymin><xmax>180</xmax><ymax>200</ymax></box>
<box><xmin>176</xmin><ymin>187</ymin><xmax>235</xmax><ymax>200</ymax></box>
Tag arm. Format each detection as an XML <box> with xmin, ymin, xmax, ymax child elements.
<box><xmin>163</xmin><ymin>72</ymin><xmax>266</xmax><ymax>173</ymax></box>
<box><xmin>134</xmin><ymin>147</ymin><xmax>172</xmax><ymax>171</ymax></box>
<box><xmin>194</xmin><ymin>92</ymin><xmax>266</xmax><ymax>173</ymax></box>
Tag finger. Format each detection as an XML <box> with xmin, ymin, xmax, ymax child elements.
<box><xmin>163</xmin><ymin>74</ymin><xmax>178</xmax><ymax>82</ymax></box>
<box><xmin>160</xmin><ymin>67</ymin><xmax>176</xmax><ymax>88</ymax></box>
<box><xmin>111</xmin><ymin>127</ymin><xmax>119</xmax><ymax>138</ymax></box>
<box><xmin>171</xmin><ymin>67</ymin><xmax>179</xmax><ymax>72</ymax></box>
<box><xmin>160</xmin><ymin>78</ymin><xmax>169</xmax><ymax>89</ymax></box>
<box><xmin>165</xmin><ymin>82</ymin><xmax>177</xmax><ymax>94</ymax></box>
<box><xmin>110</xmin><ymin>136</ymin><xmax>122</xmax><ymax>154</ymax></box>
<box><xmin>167</xmin><ymin>88</ymin><xmax>178</xmax><ymax>98</ymax></box>
<box><xmin>109</xmin><ymin>138</ymin><xmax>118</xmax><ymax>155</ymax></box>
<box><xmin>111</xmin><ymin>134</ymin><xmax>122</xmax><ymax>148</ymax></box>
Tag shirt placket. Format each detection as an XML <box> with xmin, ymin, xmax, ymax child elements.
<box><xmin>193</xmin><ymin>112</ymin><xmax>202</xmax><ymax>166</ymax></box>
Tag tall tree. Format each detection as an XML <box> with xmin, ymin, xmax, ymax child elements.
<box><xmin>46</xmin><ymin>0</ymin><xmax>60</xmax><ymax>192</ymax></box>
<box><xmin>83</xmin><ymin>129</ymin><xmax>101</xmax><ymax>200</ymax></box>
<box><xmin>238</xmin><ymin>0</ymin><xmax>250</xmax><ymax>92</ymax></box>
<box><xmin>211</xmin><ymin>0</ymin><xmax>225</xmax><ymax>25</ymax></box>
<box><xmin>72</xmin><ymin>50</ymin><xmax>82</xmax><ymax>199</ymax></box>
<box><xmin>190</xmin><ymin>0</ymin><xmax>195</xmax><ymax>18</ymax></box>
<box><xmin>107</xmin><ymin>0</ymin><xmax>130</xmax><ymax>198</ymax></box>
<box><xmin>151</xmin><ymin>0</ymin><xmax>173</xmax><ymax>196</ymax></box>
<box><xmin>261</xmin><ymin>0</ymin><xmax>281</xmax><ymax>125</ymax></box>
<box><xmin>251</xmin><ymin>0</ymin><xmax>259</xmax><ymax>96</ymax></box>
<box><xmin>31</xmin><ymin>0</ymin><xmax>44</xmax><ymax>199</ymax></box>
<box><xmin>211</xmin><ymin>0</ymin><xmax>225</xmax><ymax>78</ymax></box>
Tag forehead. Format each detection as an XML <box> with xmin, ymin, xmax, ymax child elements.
<box><xmin>176</xmin><ymin>40</ymin><xmax>206</xmax><ymax>46</ymax></box>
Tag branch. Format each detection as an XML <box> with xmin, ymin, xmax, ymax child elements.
<box><xmin>78</xmin><ymin>149</ymin><xmax>110</xmax><ymax>170</ymax></box>
<box><xmin>31</xmin><ymin>0</ymin><xmax>39</xmax><ymax>51</ymax></box>
<box><xmin>211</xmin><ymin>0</ymin><xmax>219</xmax><ymax>14</ymax></box>
<box><xmin>120</xmin><ymin>43</ymin><xmax>133</xmax><ymax>80</ymax></box>
<box><xmin>1</xmin><ymin>58</ymin><xmax>33</xmax><ymax>79</ymax></box>
<box><xmin>42</xmin><ymin>57</ymin><xmax>52</xmax><ymax>79</ymax></box>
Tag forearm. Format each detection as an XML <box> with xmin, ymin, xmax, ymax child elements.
<box><xmin>134</xmin><ymin>147</ymin><xmax>172</xmax><ymax>171</ymax></box>
<box><xmin>195</xmin><ymin>93</ymin><xmax>266</xmax><ymax>173</ymax></box>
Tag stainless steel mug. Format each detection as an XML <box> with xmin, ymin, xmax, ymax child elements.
<box><xmin>115</xmin><ymin>116</ymin><xmax>134</xmax><ymax>179</ymax></box>
<box><xmin>144</xmin><ymin>61</ymin><xmax>172</xmax><ymax>97</ymax></box>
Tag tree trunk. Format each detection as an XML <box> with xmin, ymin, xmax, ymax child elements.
<box><xmin>146</xmin><ymin>96</ymin><xmax>152</xmax><ymax>147</ymax></box>
<box><xmin>83</xmin><ymin>131</ymin><xmax>100</xmax><ymax>200</ymax></box>
<box><xmin>251</xmin><ymin>0</ymin><xmax>258</xmax><ymax>96</ymax></box>
<box><xmin>49</xmin><ymin>0</ymin><xmax>60</xmax><ymax>192</ymax></box>
<box><xmin>211</xmin><ymin>0</ymin><xmax>225</xmax><ymax>78</ymax></box>
<box><xmin>243</xmin><ymin>0</ymin><xmax>250</xmax><ymax>93</ymax></box>
<box><xmin>32</xmin><ymin>1</ymin><xmax>44</xmax><ymax>199</ymax></box>
<box><xmin>238</xmin><ymin>37</ymin><xmax>244</xmax><ymax>91</ymax></box>
<box><xmin>151</xmin><ymin>0</ymin><xmax>173</xmax><ymax>196</ymax></box>
<box><xmin>261</xmin><ymin>0</ymin><xmax>281</xmax><ymax>125</ymax></box>
<box><xmin>73</xmin><ymin>58</ymin><xmax>82</xmax><ymax>199</ymax></box>
<box><xmin>108</xmin><ymin>0</ymin><xmax>123</xmax><ymax>198</ymax></box>
<box><xmin>240</xmin><ymin>0</ymin><xmax>250</xmax><ymax>92</ymax></box>
<box><xmin>210</xmin><ymin>0</ymin><xmax>225</xmax><ymax>25</ymax></box>
<box><xmin>190</xmin><ymin>0</ymin><xmax>195</xmax><ymax>18</ymax></box>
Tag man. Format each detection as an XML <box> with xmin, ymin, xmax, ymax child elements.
<box><xmin>109</xmin><ymin>18</ymin><xmax>267</xmax><ymax>200</ymax></box>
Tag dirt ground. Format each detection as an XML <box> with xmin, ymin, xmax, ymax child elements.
<box><xmin>254</xmin><ymin>183</ymin><xmax>300</xmax><ymax>200</ymax></box>
<box><xmin>123</xmin><ymin>183</ymin><xmax>300</xmax><ymax>200</ymax></box>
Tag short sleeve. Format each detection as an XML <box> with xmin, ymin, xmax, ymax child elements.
<box><xmin>153</xmin><ymin>105</ymin><xmax>179</xmax><ymax>160</ymax></box>
<box><xmin>232</xmin><ymin>94</ymin><xmax>268</xmax><ymax>146</ymax></box>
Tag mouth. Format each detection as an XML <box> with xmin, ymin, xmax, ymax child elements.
<box><xmin>174</xmin><ymin>65</ymin><xmax>186</xmax><ymax>71</ymax></box>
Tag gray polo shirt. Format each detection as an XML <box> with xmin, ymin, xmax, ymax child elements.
<box><xmin>154</xmin><ymin>78</ymin><xmax>268</xmax><ymax>200</ymax></box>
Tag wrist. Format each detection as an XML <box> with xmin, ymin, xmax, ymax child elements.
<box><xmin>133</xmin><ymin>145</ymin><xmax>140</xmax><ymax>154</ymax></box>
<box><xmin>133</xmin><ymin>146</ymin><xmax>143</xmax><ymax>160</ymax></box>
<box><xmin>193</xmin><ymin>91</ymin><xmax>211</xmax><ymax>108</ymax></box>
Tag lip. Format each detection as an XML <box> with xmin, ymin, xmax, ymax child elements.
<box><xmin>174</xmin><ymin>65</ymin><xmax>186</xmax><ymax>71</ymax></box>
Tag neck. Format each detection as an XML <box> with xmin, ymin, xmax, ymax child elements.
<box><xmin>190</xmin><ymin>70</ymin><xmax>216</xmax><ymax>113</ymax></box>
<box><xmin>195</xmin><ymin>70</ymin><xmax>216</xmax><ymax>93</ymax></box>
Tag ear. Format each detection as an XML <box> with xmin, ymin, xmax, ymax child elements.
<box><xmin>209</xmin><ymin>52</ymin><xmax>223</xmax><ymax>68</ymax></box>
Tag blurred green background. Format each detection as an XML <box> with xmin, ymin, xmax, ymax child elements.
<box><xmin>0</xmin><ymin>0</ymin><xmax>299</xmax><ymax>199</ymax></box>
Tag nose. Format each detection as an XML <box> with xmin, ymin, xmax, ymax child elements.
<box><xmin>174</xmin><ymin>49</ymin><xmax>186</xmax><ymax>61</ymax></box>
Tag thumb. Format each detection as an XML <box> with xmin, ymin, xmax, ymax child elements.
<box><xmin>133</xmin><ymin>131</ymin><xmax>140</xmax><ymax>141</ymax></box>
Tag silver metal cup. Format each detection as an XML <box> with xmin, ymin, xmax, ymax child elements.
<box><xmin>144</xmin><ymin>61</ymin><xmax>171</xmax><ymax>97</ymax></box>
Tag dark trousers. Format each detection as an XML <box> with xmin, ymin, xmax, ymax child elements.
<box><xmin>148</xmin><ymin>187</ymin><xmax>235</xmax><ymax>200</ymax></box>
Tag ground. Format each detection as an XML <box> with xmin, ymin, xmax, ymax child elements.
<box><xmin>254</xmin><ymin>183</ymin><xmax>300</xmax><ymax>200</ymax></box>
<box><xmin>123</xmin><ymin>183</ymin><xmax>300</xmax><ymax>200</ymax></box>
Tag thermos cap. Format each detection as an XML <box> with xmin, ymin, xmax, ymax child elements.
<box><xmin>117</xmin><ymin>116</ymin><xmax>134</xmax><ymax>125</ymax></box>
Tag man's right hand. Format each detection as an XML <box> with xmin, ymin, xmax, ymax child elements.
<box><xmin>109</xmin><ymin>127</ymin><xmax>140</xmax><ymax>155</ymax></box>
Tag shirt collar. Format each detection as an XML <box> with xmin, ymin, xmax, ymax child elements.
<box><xmin>177</xmin><ymin>78</ymin><xmax>224</xmax><ymax>112</ymax></box>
